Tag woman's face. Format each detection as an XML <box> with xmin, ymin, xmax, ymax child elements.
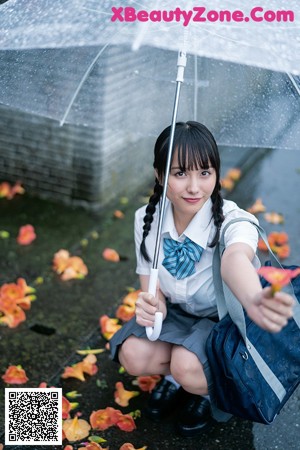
<box><xmin>163</xmin><ymin>151</ymin><xmax>217</xmax><ymax>222</ymax></box>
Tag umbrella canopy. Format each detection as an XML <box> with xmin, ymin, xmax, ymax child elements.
<box><xmin>0</xmin><ymin>0</ymin><xmax>299</xmax><ymax>150</ymax></box>
<box><xmin>0</xmin><ymin>0</ymin><xmax>299</xmax><ymax>74</ymax></box>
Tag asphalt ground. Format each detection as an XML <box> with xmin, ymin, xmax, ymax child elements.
<box><xmin>0</xmin><ymin>146</ymin><xmax>299</xmax><ymax>449</ymax></box>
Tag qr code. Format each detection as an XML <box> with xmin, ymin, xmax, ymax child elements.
<box><xmin>5</xmin><ymin>388</ymin><xmax>62</xmax><ymax>445</ymax></box>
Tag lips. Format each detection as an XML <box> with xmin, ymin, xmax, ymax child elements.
<box><xmin>183</xmin><ymin>198</ymin><xmax>201</xmax><ymax>204</ymax></box>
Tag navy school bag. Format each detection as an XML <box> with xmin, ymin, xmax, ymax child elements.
<box><xmin>206</xmin><ymin>218</ymin><xmax>300</xmax><ymax>424</ymax></box>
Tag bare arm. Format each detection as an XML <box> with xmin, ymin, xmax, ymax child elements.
<box><xmin>221</xmin><ymin>243</ymin><xmax>294</xmax><ymax>332</ymax></box>
<box><xmin>135</xmin><ymin>274</ymin><xmax>167</xmax><ymax>327</ymax></box>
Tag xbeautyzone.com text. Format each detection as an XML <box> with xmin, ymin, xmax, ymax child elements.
<box><xmin>111</xmin><ymin>6</ymin><xmax>295</xmax><ymax>26</ymax></box>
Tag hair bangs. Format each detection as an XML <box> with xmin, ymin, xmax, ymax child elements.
<box><xmin>175</xmin><ymin>132</ymin><xmax>212</xmax><ymax>172</ymax></box>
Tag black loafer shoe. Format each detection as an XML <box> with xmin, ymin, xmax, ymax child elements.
<box><xmin>144</xmin><ymin>378</ymin><xmax>181</xmax><ymax>421</ymax></box>
<box><xmin>177</xmin><ymin>394</ymin><xmax>214</xmax><ymax>437</ymax></box>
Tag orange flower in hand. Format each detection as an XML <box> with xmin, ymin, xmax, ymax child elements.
<box><xmin>2</xmin><ymin>365</ymin><xmax>29</xmax><ymax>384</ymax></box>
<box><xmin>17</xmin><ymin>225</ymin><xmax>36</xmax><ymax>245</ymax></box>
<box><xmin>114</xmin><ymin>382</ymin><xmax>139</xmax><ymax>407</ymax></box>
<box><xmin>258</xmin><ymin>266</ymin><xmax>300</xmax><ymax>294</ymax></box>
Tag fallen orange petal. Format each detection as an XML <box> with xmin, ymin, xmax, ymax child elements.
<box><xmin>10</xmin><ymin>182</ymin><xmax>25</xmax><ymax>197</ymax></box>
<box><xmin>102</xmin><ymin>248</ymin><xmax>120</xmax><ymax>262</ymax></box>
<box><xmin>114</xmin><ymin>210</ymin><xmax>125</xmax><ymax>219</ymax></box>
<box><xmin>264</xmin><ymin>211</ymin><xmax>284</xmax><ymax>224</ymax></box>
<box><xmin>274</xmin><ymin>244</ymin><xmax>290</xmax><ymax>259</ymax></box>
<box><xmin>81</xmin><ymin>354</ymin><xmax>98</xmax><ymax>376</ymax></box>
<box><xmin>99</xmin><ymin>315</ymin><xmax>122</xmax><ymax>340</ymax></box>
<box><xmin>135</xmin><ymin>375</ymin><xmax>161</xmax><ymax>393</ymax></box>
<box><xmin>2</xmin><ymin>365</ymin><xmax>29</xmax><ymax>384</ymax></box>
<box><xmin>62</xmin><ymin>396</ymin><xmax>72</xmax><ymax>420</ymax></box>
<box><xmin>53</xmin><ymin>249</ymin><xmax>70</xmax><ymax>274</ymax></box>
<box><xmin>61</xmin><ymin>364</ymin><xmax>86</xmax><ymax>382</ymax></box>
<box><xmin>122</xmin><ymin>290</ymin><xmax>141</xmax><ymax>307</ymax></box>
<box><xmin>78</xmin><ymin>443</ymin><xmax>109</xmax><ymax>450</ymax></box>
<box><xmin>116</xmin><ymin>304</ymin><xmax>135</xmax><ymax>322</ymax></box>
<box><xmin>226</xmin><ymin>168</ymin><xmax>241</xmax><ymax>181</ymax></box>
<box><xmin>247</xmin><ymin>198</ymin><xmax>266</xmax><ymax>214</ymax></box>
<box><xmin>119</xmin><ymin>444</ymin><xmax>147</xmax><ymax>450</ymax></box>
<box><xmin>258</xmin><ymin>239</ymin><xmax>268</xmax><ymax>252</ymax></box>
<box><xmin>0</xmin><ymin>304</ymin><xmax>26</xmax><ymax>328</ymax></box>
<box><xmin>62</xmin><ymin>416</ymin><xmax>91</xmax><ymax>442</ymax></box>
<box><xmin>114</xmin><ymin>382</ymin><xmax>139</xmax><ymax>407</ymax></box>
<box><xmin>116</xmin><ymin>413</ymin><xmax>136</xmax><ymax>432</ymax></box>
<box><xmin>0</xmin><ymin>181</ymin><xmax>11</xmax><ymax>198</ymax></box>
<box><xmin>220</xmin><ymin>177</ymin><xmax>234</xmax><ymax>191</ymax></box>
<box><xmin>90</xmin><ymin>407</ymin><xmax>123</xmax><ymax>431</ymax></box>
<box><xmin>17</xmin><ymin>224</ymin><xmax>36</xmax><ymax>245</ymax></box>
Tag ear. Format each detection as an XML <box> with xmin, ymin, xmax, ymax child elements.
<box><xmin>154</xmin><ymin>169</ymin><xmax>163</xmax><ymax>185</ymax></box>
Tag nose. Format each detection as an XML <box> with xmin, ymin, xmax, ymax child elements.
<box><xmin>187</xmin><ymin>174</ymin><xmax>200</xmax><ymax>194</ymax></box>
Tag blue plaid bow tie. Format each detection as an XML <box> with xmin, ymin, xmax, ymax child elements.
<box><xmin>162</xmin><ymin>237</ymin><xmax>203</xmax><ymax>280</ymax></box>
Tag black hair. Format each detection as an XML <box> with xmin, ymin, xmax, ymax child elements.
<box><xmin>141</xmin><ymin>121</ymin><xmax>224</xmax><ymax>261</ymax></box>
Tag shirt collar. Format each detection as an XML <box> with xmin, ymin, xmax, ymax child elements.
<box><xmin>161</xmin><ymin>198</ymin><xmax>213</xmax><ymax>248</ymax></box>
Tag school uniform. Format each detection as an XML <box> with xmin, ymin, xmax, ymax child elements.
<box><xmin>110</xmin><ymin>198</ymin><xmax>259</xmax><ymax>420</ymax></box>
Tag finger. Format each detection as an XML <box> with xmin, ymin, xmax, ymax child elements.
<box><xmin>261</xmin><ymin>295</ymin><xmax>294</xmax><ymax>318</ymax></box>
<box><xmin>261</xmin><ymin>316</ymin><xmax>287</xmax><ymax>333</ymax></box>
<box><xmin>138</xmin><ymin>292</ymin><xmax>158</xmax><ymax>307</ymax></box>
<box><xmin>273</xmin><ymin>291</ymin><xmax>295</xmax><ymax>306</ymax></box>
<box><xmin>259</xmin><ymin>304</ymin><xmax>289</xmax><ymax>327</ymax></box>
<box><xmin>136</xmin><ymin>311</ymin><xmax>156</xmax><ymax>327</ymax></box>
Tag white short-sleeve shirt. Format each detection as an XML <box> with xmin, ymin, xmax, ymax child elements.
<box><xmin>135</xmin><ymin>198</ymin><xmax>260</xmax><ymax>318</ymax></box>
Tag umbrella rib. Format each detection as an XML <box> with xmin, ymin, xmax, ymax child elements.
<box><xmin>287</xmin><ymin>74</ymin><xmax>300</xmax><ymax>97</ymax></box>
<box><xmin>59</xmin><ymin>43</ymin><xmax>110</xmax><ymax>126</ymax></box>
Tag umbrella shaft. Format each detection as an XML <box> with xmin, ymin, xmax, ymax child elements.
<box><xmin>152</xmin><ymin>79</ymin><xmax>183</xmax><ymax>269</ymax></box>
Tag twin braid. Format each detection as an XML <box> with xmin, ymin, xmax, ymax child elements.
<box><xmin>140</xmin><ymin>179</ymin><xmax>163</xmax><ymax>262</ymax></box>
<box><xmin>209</xmin><ymin>182</ymin><xmax>225</xmax><ymax>247</ymax></box>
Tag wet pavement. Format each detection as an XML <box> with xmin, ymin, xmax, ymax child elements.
<box><xmin>0</xmin><ymin>146</ymin><xmax>300</xmax><ymax>449</ymax></box>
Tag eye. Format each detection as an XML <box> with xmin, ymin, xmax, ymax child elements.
<box><xmin>201</xmin><ymin>170</ymin><xmax>211</xmax><ymax>176</ymax></box>
<box><xmin>175</xmin><ymin>171</ymin><xmax>186</xmax><ymax>177</ymax></box>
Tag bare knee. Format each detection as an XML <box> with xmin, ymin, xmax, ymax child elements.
<box><xmin>170</xmin><ymin>347</ymin><xmax>208</xmax><ymax>395</ymax></box>
<box><xmin>118</xmin><ymin>336</ymin><xmax>154</xmax><ymax>376</ymax></box>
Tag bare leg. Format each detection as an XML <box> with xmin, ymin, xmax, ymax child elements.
<box><xmin>170</xmin><ymin>345</ymin><xmax>208</xmax><ymax>396</ymax></box>
<box><xmin>119</xmin><ymin>336</ymin><xmax>173</xmax><ymax>376</ymax></box>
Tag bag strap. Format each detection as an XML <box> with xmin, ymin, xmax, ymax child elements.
<box><xmin>212</xmin><ymin>217</ymin><xmax>300</xmax><ymax>402</ymax></box>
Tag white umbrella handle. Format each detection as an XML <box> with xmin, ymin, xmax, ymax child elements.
<box><xmin>146</xmin><ymin>268</ymin><xmax>163</xmax><ymax>341</ymax></box>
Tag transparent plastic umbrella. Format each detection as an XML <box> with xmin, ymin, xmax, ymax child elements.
<box><xmin>0</xmin><ymin>0</ymin><xmax>299</xmax><ymax>338</ymax></box>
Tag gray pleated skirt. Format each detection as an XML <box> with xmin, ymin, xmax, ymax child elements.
<box><xmin>109</xmin><ymin>301</ymin><xmax>231</xmax><ymax>422</ymax></box>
